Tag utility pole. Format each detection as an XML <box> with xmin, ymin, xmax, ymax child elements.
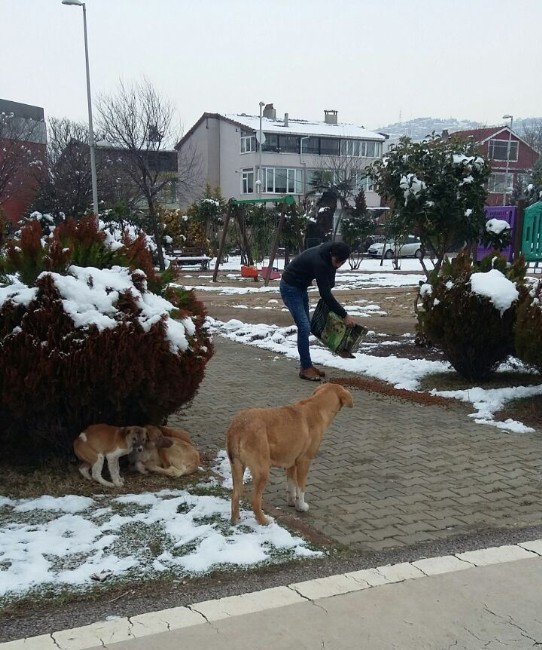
<box><xmin>502</xmin><ymin>114</ymin><xmax>513</xmax><ymax>207</ymax></box>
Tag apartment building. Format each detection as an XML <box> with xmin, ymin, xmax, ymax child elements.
<box><xmin>0</xmin><ymin>98</ymin><xmax>47</xmax><ymax>225</ymax></box>
<box><xmin>176</xmin><ymin>104</ymin><xmax>386</xmax><ymax>207</ymax></box>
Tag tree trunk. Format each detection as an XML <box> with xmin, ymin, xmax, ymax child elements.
<box><xmin>236</xmin><ymin>211</ymin><xmax>253</xmax><ymax>266</ymax></box>
<box><xmin>148</xmin><ymin>198</ymin><xmax>165</xmax><ymax>271</ymax></box>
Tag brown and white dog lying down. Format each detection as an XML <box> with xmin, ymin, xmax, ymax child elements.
<box><xmin>73</xmin><ymin>425</ymin><xmax>147</xmax><ymax>488</ymax></box>
<box><xmin>226</xmin><ymin>383</ymin><xmax>353</xmax><ymax>526</ymax></box>
<box><xmin>130</xmin><ymin>425</ymin><xmax>200</xmax><ymax>478</ymax></box>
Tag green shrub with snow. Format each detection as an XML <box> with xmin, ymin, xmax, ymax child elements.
<box><xmin>417</xmin><ymin>253</ymin><xmax>524</xmax><ymax>381</ymax></box>
<box><xmin>0</xmin><ymin>218</ymin><xmax>213</xmax><ymax>460</ymax></box>
<box><xmin>369</xmin><ymin>134</ymin><xmax>491</xmax><ymax>277</ymax></box>
<box><xmin>515</xmin><ymin>279</ymin><xmax>542</xmax><ymax>373</ymax></box>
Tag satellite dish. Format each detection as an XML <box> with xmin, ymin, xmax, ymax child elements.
<box><xmin>255</xmin><ymin>131</ymin><xmax>266</xmax><ymax>144</ymax></box>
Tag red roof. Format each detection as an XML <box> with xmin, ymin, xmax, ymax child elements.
<box><xmin>452</xmin><ymin>127</ymin><xmax>507</xmax><ymax>142</ymax></box>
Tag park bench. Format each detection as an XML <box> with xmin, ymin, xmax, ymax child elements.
<box><xmin>170</xmin><ymin>248</ymin><xmax>211</xmax><ymax>271</ymax></box>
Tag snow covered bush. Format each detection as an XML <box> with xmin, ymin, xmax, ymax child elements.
<box><xmin>481</xmin><ymin>218</ymin><xmax>512</xmax><ymax>252</ymax></box>
<box><xmin>515</xmin><ymin>279</ymin><xmax>542</xmax><ymax>373</ymax></box>
<box><xmin>369</xmin><ymin>135</ymin><xmax>491</xmax><ymax>277</ymax></box>
<box><xmin>0</xmin><ymin>219</ymin><xmax>213</xmax><ymax>459</ymax></box>
<box><xmin>417</xmin><ymin>253</ymin><xmax>523</xmax><ymax>381</ymax></box>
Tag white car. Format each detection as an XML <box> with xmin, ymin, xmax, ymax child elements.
<box><xmin>367</xmin><ymin>235</ymin><xmax>423</xmax><ymax>259</ymax></box>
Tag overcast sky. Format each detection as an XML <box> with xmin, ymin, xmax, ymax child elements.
<box><xmin>2</xmin><ymin>0</ymin><xmax>541</xmax><ymax>134</ymax></box>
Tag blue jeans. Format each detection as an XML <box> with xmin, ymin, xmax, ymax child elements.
<box><xmin>280</xmin><ymin>280</ymin><xmax>312</xmax><ymax>370</ymax></box>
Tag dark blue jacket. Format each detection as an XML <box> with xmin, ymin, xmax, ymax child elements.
<box><xmin>281</xmin><ymin>242</ymin><xmax>347</xmax><ymax>318</ymax></box>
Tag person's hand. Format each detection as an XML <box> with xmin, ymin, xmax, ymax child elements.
<box><xmin>344</xmin><ymin>315</ymin><xmax>358</xmax><ymax>327</ymax></box>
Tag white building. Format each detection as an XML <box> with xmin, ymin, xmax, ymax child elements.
<box><xmin>176</xmin><ymin>104</ymin><xmax>386</xmax><ymax>207</ymax></box>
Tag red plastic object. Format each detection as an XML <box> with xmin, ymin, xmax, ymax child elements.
<box><xmin>241</xmin><ymin>265</ymin><xmax>259</xmax><ymax>279</ymax></box>
<box><xmin>260</xmin><ymin>267</ymin><xmax>281</xmax><ymax>281</ymax></box>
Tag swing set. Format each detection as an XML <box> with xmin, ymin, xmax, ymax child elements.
<box><xmin>212</xmin><ymin>195</ymin><xmax>297</xmax><ymax>287</ymax></box>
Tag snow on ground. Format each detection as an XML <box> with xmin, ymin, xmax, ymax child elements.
<box><xmin>211</xmin><ymin>255</ymin><xmax>433</xmax><ymax>274</ymax></box>
<box><xmin>173</xmin><ymin>261</ymin><xmax>426</xmax><ymax>295</ymax></box>
<box><xmin>0</xmin><ymin>459</ymin><xmax>320</xmax><ymax>601</ymax></box>
<box><xmin>207</xmin><ymin>317</ymin><xmax>542</xmax><ymax>434</ymax></box>
<box><xmin>208</xmin><ymin>317</ymin><xmax>451</xmax><ymax>391</ymax></box>
<box><xmin>432</xmin><ymin>384</ymin><xmax>542</xmax><ymax>434</ymax></box>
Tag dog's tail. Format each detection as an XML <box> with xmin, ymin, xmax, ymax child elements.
<box><xmin>226</xmin><ymin>430</ymin><xmax>235</xmax><ymax>465</ymax></box>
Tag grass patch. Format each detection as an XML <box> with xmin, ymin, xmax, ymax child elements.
<box><xmin>0</xmin><ymin>459</ymin><xmax>214</xmax><ymax>500</ymax></box>
<box><xmin>495</xmin><ymin>394</ymin><xmax>542</xmax><ymax>430</ymax></box>
<box><xmin>418</xmin><ymin>370</ymin><xmax>542</xmax><ymax>393</ymax></box>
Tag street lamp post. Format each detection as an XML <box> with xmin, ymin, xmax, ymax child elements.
<box><xmin>256</xmin><ymin>101</ymin><xmax>265</xmax><ymax>195</ymax></box>
<box><xmin>62</xmin><ymin>0</ymin><xmax>99</xmax><ymax>217</ymax></box>
<box><xmin>502</xmin><ymin>114</ymin><xmax>513</xmax><ymax>207</ymax></box>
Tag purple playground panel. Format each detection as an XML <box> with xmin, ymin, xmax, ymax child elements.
<box><xmin>476</xmin><ymin>206</ymin><xmax>517</xmax><ymax>263</ymax></box>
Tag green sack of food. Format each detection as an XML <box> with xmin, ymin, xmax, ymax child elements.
<box><xmin>310</xmin><ymin>299</ymin><xmax>368</xmax><ymax>357</ymax></box>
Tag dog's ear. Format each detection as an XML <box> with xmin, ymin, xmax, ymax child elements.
<box><xmin>339</xmin><ymin>386</ymin><xmax>354</xmax><ymax>408</ymax></box>
<box><xmin>156</xmin><ymin>436</ymin><xmax>174</xmax><ymax>449</ymax></box>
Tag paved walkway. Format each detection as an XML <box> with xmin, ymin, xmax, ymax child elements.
<box><xmin>171</xmin><ymin>336</ymin><xmax>542</xmax><ymax>553</ymax></box>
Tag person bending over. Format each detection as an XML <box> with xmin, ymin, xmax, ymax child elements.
<box><xmin>280</xmin><ymin>241</ymin><xmax>357</xmax><ymax>382</ymax></box>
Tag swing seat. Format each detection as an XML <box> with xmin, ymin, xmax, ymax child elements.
<box><xmin>260</xmin><ymin>266</ymin><xmax>281</xmax><ymax>281</ymax></box>
<box><xmin>241</xmin><ymin>265</ymin><xmax>259</xmax><ymax>279</ymax></box>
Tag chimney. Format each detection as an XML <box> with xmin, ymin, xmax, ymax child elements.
<box><xmin>284</xmin><ymin>112</ymin><xmax>289</xmax><ymax>127</ymax></box>
<box><xmin>263</xmin><ymin>103</ymin><xmax>276</xmax><ymax>120</ymax></box>
<box><xmin>324</xmin><ymin>109</ymin><xmax>338</xmax><ymax>125</ymax></box>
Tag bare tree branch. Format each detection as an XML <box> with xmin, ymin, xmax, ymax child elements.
<box><xmin>96</xmin><ymin>79</ymin><xmax>200</xmax><ymax>269</ymax></box>
<box><xmin>520</xmin><ymin>119</ymin><xmax>542</xmax><ymax>154</ymax></box>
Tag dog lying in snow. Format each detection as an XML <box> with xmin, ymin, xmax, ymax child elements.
<box><xmin>226</xmin><ymin>383</ymin><xmax>353</xmax><ymax>526</ymax></box>
<box><xmin>73</xmin><ymin>424</ymin><xmax>147</xmax><ymax>487</ymax></box>
<box><xmin>130</xmin><ymin>425</ymin><xmax>200</xmax><ymax>478</ymax></box>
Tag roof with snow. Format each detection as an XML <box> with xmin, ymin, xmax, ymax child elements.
<box><xmin>225</xmin><ymin>113</ymin><xmax>386</xmax><ymax>140</ymax></box>
<box><xmin>176</xmin><ymin>112</ymin><xmax>385</xmax><ymax>149</ymax></box>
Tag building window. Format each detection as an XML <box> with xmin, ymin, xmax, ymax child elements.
<box><xmin>306</xmin><ymin>169</ymin><xmax>320</xmax><ymax>189</ymax></box>
<box><xmin>488</xmin><ymin>139</ymin><xmax>518</xmax><ymax>162</ymax></box>
<box><xmin>241</xmin><ymin>168</ymin><xmax>254</xmax><ymax>193</ymax></box>
<box><xmin>261</xmin><ymin>134</ymin><xmax>279</xmax><ymax>152</ymax></box>
<box><xmin>488</xmin><ymin>172</ymin><xmax>513</xmax><ymax>193</ymax></box>
<box><xmin>301</xmin><ymin>137</ymin><xmax>320</xmax><ymax>154</ymax></box>
<box><xmin>278</xmin><ymin>135</ymin><xmax>299</xmax><ymax>153</ymax></box>
<box><xmin>241</xmin><ymin>134</ymin><xmax>256</xmax><ymax>153</ymax></box>
<box><xmin>355</xmin><ymin>174</ymin><xmax>374</xmax><ymax>192</ymax></box>
<box><xmin>157</xmin><ymin>178</ymin><xmax>178</xmax><ymax>204</ymax></box>
<box><xmin>340</xmin><ymin>139</ymin><xmax>382</xmax><ymax>158</ymax></box>
<box><xmin>320</xmin><ymin>138</ymin><xmax>340</xmax><ymax>156</ymax></box>
<box><xmin>263</xmin><ymin>167</ymin><xmax>303</xmax><ymax>194</ymax></box>
<box><xmin>305</xmin><ymin>169</ymin><xmax>373</xmax><ymax>192</ymax></box>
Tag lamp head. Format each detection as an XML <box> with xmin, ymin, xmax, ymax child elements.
<box><xmin>502</xmin><ymin>114</ymin><xmax>513</xmax><ymax>120</ymax></box>
<box><xmin>62</xmin><ymin>0</ymin><xmax>84</xmax><ymax>6</ymax></box>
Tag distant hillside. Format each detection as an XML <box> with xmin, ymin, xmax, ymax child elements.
<box><xmin>376</xmin><ymin>116</ymin><xmax>542</xmax><ymax>142</ymax></box>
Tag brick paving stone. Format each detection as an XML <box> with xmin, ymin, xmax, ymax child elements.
<box><xmin>170</xmin><ymin>336</ymin><xmax>542</xmax><ymax>552</ymax></box>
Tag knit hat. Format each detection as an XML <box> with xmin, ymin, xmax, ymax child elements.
<box><xmin>330</xmin><ymin>242</ymin><xmax>351</xmax><ymax>263</ymax></box>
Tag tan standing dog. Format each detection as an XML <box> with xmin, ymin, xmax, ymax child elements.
<box><xmin>226</xmin><ymin>383</ymin><xmax>353</xmax><ymax>526</ymax></box>
<box><xmin>73</xmin><ymin>424</ymin><xmax>147</xmax><ymax>488</ymax></box>
<box><xmin>130</xmin><ymin>425</ymin><xmax>200</xmax><ymax>477</ymax></box>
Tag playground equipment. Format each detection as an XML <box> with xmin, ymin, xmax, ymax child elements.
<box><xmin>212</xmin><ymin>195</ymin><xmax>296</xmax><ymax>286</ymax></box>
<box><xmin>521</xmin><ymin>200</ymin><xmax>542</xmax><ymax>263</ymax></box>
<box><xmin>476</xmin><ymin>206</ymin><xmax>517</xmax><ymax>263</ymax></box>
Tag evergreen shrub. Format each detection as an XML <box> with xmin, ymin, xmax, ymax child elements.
<box><xmin>515</xmin><ymin>279</ymin><xmax>542</xmax><ymax>373</ymax></box>
<box><xmin>417</xmin><ymin>253</ymin><xmax>523</xmax><ymax>381</ymax></box>
<box><xmin>0</xmin><ymin>218</ymin><xmax>213</xmax><ymax>460</ymax></box>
